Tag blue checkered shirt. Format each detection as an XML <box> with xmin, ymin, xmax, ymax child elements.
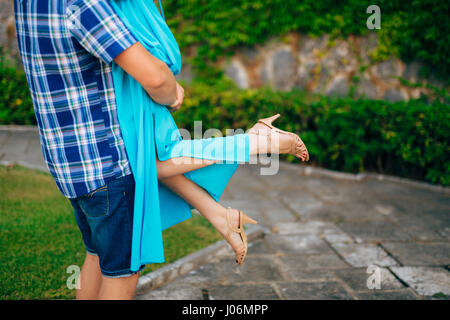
<box><xmin>14</xmin><ymin>0</ymin><xmax>138</xmax><ymax>198</ymax></box>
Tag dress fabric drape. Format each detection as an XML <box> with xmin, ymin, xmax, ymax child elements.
<box><xmin>110</xmin><ymin>0</ymin><xmax>250</xmax><ymax>271</ymax></box>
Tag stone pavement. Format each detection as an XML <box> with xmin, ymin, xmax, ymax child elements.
<box><xmin>1</xmin><ymin>126</ymin><xmax>449</xmax><ymax>300</ymax></box>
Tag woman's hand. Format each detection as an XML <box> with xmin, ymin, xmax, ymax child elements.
<box><xmin>167</xmin><ymin>81</ymin><xmax>184</xmax><ymax>111</ymax></box>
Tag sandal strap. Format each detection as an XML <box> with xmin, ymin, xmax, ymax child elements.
<box><xmin>226</xmin><ymin>207</ymin><xmax>242</xmax><ymax>234</ymax></box>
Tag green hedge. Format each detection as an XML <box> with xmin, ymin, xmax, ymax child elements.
<box><xmin>0</xmin><ymin>56</ymin><xmax>34</xmax><ymax>125</ymax></box>
<box><xmin>173</xmin><ymin>80</ymin><xmax>450</xmax><ymax>186</ymax></box>
<box><xmin>164</xmin><ymin>0</ymin><xmax>450</xmax><ymax>82</ymax></box>
<box><xmin>1</xmin><ymin>57</ymin><xmax>449</xmax><ymax>186</ymax></box>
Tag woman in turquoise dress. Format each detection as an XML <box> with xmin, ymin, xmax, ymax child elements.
<box><xmin>110</xmin><ymin>0</ymin><xmax>309</xmax><ymax>271</ymax></box>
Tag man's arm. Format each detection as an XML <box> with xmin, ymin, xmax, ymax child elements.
<box><xmin>114</xmin><ymin>42</ymin><xmax>178</xmax><ymax>106</ymax></box>
<box><xmin>66</xmin><ymin>0</ymin><xmax>177</xmax><ymax>106</ymax></box>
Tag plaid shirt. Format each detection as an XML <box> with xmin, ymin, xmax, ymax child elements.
<box><xmin>14</xmin><ymin>0</ymin><xmax>138</xmax><ymax>198</ymax></box>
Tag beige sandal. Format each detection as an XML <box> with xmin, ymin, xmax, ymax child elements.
<box><xmin>249</xmin><ymin>113</ymin><xmax>309</xmax><ymax>162</ymax></box>
<box><xmin>224</xmin><ymin>207</ymin><xmax>258</xmax><ymax>265</ymax></box>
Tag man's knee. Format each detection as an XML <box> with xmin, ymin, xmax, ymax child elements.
<box><xmin>99</xmin><ymin>273</ymin><xmax>140</xmax><ymax>299</ymax></box>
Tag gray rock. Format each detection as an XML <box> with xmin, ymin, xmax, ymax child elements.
<box><xmin>0</xmin><ymin>0</ymin><xmax>17</xmax><ymax>53</ymax></box>
<box><xmin>383</xmin><ymin>88</ymin><xmax>407</xmax><ymax>102</ymax></box>
<box><xmin>327</xmin><ymin>40</ymin><xmax>357</xmax><ymax>73</ymax></box>
<box><xmin>260</xmin><ymin>64</ymin><xmax>271</xmax><ymax>86</ymax></box>
<box><xmin>240</xmin><ymin>46</ymin><xmax>260</xmax><ymax>64</ymax></box>
<box><xmin>272</xmin><ymin>49</ymin><xmax>297</xmax><ymax>91</ymax></box>
<box><xmin>359</xmin><ymin>33</ymin><xmax>378</xmax><ymax>64</ymax></box>
<box><xmin>298</xmin><ymin>34</ymin><xmax>329</xmax><ymax>55</ymax></box>
<box><xmin>176</xmin><ymin>55</ymin><xmax>194</xmax><ymax>84</ymax></box>
<box><xmin>326</xmin><ymin>75</ymin><xmax>349</xmax><ymax>97</ymax></box>
<box><xmin>356</xmin><ymin>77</ymin><xmax>378</xmax><ymax>99</ymax></box>
<box><xmin>375</xmin><ymin>58</ymin><xmax>402</xmax><ymax>80</ymax></box>
<box><xmin>296</xmin><ymin>60</ymin><xmax>316</xmax><ymax>90</ymax></box>
<box><xmin>402</xmin><ymin>61</ymin><xmax>425</xmax><ymax>83</ymax></box>
<box><xmin>390</xmin><ymin>267</ymin><xmax>450</xmax><ymax>296</ymax></box>
<box><xmin>224</xmin><ymin>59</ymin><xmax>249</xmax><ymax>89</ymax></box>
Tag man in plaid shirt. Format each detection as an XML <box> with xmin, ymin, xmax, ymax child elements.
<box><xmin>14</xmin><ymin>0</ymin><xmax>183</xmax><ymax>299</ymax></box>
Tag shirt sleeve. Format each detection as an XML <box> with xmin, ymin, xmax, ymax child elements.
<box><xmin>66</xmin><ymin>0</ymin><xmax>137</xmax><ymax>64</ymax></box>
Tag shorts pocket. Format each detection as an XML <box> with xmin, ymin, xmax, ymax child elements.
<box><xmin>78</xmin><ymin>185</ymin><xmax>110</xmax><ymax>218</ymax></box>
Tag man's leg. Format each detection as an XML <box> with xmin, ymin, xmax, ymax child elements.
<box><xmin>97</xmin><ymin>273</ymin><xmax>140</xmax><ymax>300</ymax></box>
<box><xmin>76</xmin><ymin>253</ymin><xmax>102</xmax><ymax>300</ymax></box>
<box><xmin>72</xmin><ymin>174</ymin><xmax>141</xmax><ymax>300</ymax></box>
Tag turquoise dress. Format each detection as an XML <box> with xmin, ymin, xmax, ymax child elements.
<box><xmin>110</xmin><ymin>0</ymin><xmax>250</xmax><ymax>271</ymax></box>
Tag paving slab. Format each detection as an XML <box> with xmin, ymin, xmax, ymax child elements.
<box><xmin>245</xmin><ymin>239</ymin><xmax>273</xmax><ymax>255</ymax></box>
<box><xmin>273</xmin><ymin>220</ymin><xmax>346</xmax><ymax>236</ymax></box>
<box><xmin>337</xmin><ymin>220</ymin><xmax>412</xmax><ymax>242</ymax></box>
<box><xmin>218</xmin><ymin>256</ymin><xmax>285</xmax><ymax>284</ymax></box>
<box><xmin>265</xmin><ymin>234</ymin><xmax>332</xmax><ymax>255</ymax></box>
<box><xmin>279</xmin><ymin>254</ymin><xmax>349</xmax><ymax>273</ymax></box>
<box><xmin>279</xmin><ymin>267</ymin><xmax>340</xmax><ymax>282</ymax></box>
<box><xmin>389</xmin><ymin>267</ymin><xmax>450</xmax><ymax>297</ymax></box>
<box><xmin>334</xmin><ymin>267</ymin><xmax>404</xmax><ymax>291</ymax></box>
<box><xmin>355</xmin><ymin>289</ymin><xmax>418</xmax><ymax>300</ymax></box>
<box><xmin>278</xmin><ymin>281</ymin><xmax>354</xmax><ymax>300</ymax></box>
<box><xmin>383</xmin><ymin>242</ymin><xmax>450</xmax><ymax>266</ymax></box>
<box><xmin>311</xmin><ymin>201</ymin><xmax>391</xmax><ymax>223</ymax></box>
<box><xmin>330</xmin><ymin>243</ymin><xmax>398</xmax><ymax>267</ymax></box>
<box><xmin>172</xmin><ymin>263</ymin><xmax>223</xmax><ymax>286</ymax></box>
<box><xmin>135</xmin><ymin>281</ymin><xmax>205</xmax><ymax>300</ymax></box>
<box><xmin>208</xmin><ymin>284</ymin><xmax>280</xmax><ymax>300</ymax></box>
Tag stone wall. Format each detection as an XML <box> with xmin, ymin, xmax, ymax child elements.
<box><xmin>215</xmin><ymin>32</ymin><xmax>445</xmax><ymax>102</ymax></box>
<box><xmin>0</xmin><ymin>0</ymin><xmax>17</xmax><ymax>57</ymax></box>
<box><xmin>1</xmin><ymin>0</ymin><xmax>445</xmax><ymax>102</ymax></box>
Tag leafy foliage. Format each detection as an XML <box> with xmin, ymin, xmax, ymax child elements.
<box><xmin>173</xmin><ymin>80</ymin><xmax>450</xmax><ymax>186</ymax></box>
<box><xmin>163</xmin><ymin>0</ymin><xmax>450</xmax><ymax>81</ymax></box>
<box><xmin>0</xmin><ymin>55</ymin><xmax>34</xmax><ymax>124</ymax></box>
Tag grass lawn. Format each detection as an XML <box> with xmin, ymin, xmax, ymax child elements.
<box><xmin>0</xmin><ymin>164</ymin><xmax>222</xmax><ymax>299</ymax></box>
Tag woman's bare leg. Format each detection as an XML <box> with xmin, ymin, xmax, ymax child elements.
<box><xmin>156</xmin><ymin>157</ymin><xmax>218</xmax><ymax>179</ymax></box>
<box><xmin>159</xmin><ymin>174</ymin><xmax>245</xmax><ymax>258</ymax></box>
<box><xmin>156</xmin><ymin>125</ymin><xmax>306</xmax><ymax>179</ymax></box>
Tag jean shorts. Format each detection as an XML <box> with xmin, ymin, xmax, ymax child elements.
<box><xmin>69</xmin><ymin>173</ymin><xmax>145</xmax><ymax>278</ymax></box>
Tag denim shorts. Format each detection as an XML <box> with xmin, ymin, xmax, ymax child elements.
<box><xmin>69</xmin><ymin>173</ymin><xmax>145</xmax><ymax>278</ymax></box>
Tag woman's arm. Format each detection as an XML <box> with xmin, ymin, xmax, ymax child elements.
<box><xmin>114</xmin><ymin>41</ymin><xmax>178</xmax><ymax>106</ymax></box>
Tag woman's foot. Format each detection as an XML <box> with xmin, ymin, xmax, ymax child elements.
<box><xmin>213</xmin><ymin>207</ymin><xmax>257</xmax><ymax>265</ymax></box>
<box><xmin>248</xmin><ymin>114</ymin><xmax>309</xmax><ymax>161</ymax></box>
